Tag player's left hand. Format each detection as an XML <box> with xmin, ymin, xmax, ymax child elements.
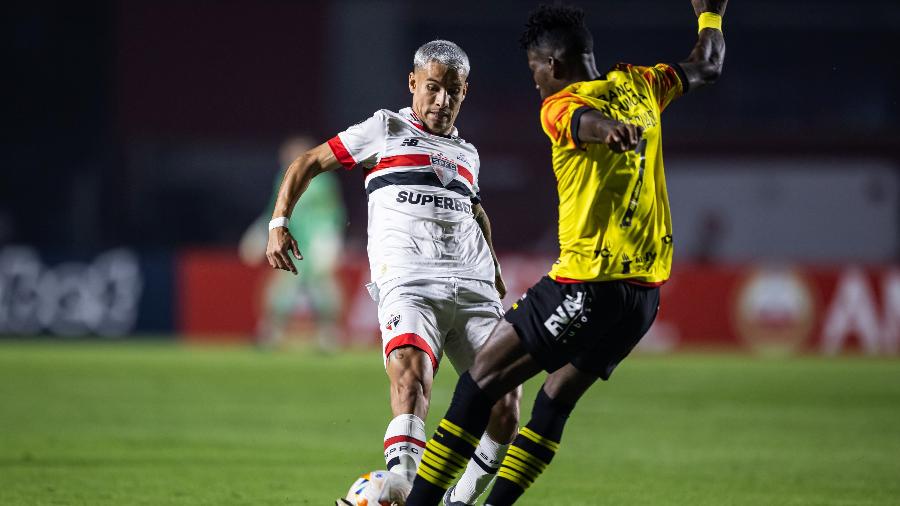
<box><xmin>266</xmin><ymin>227</ymin><xmax>303</xmax><ymax>275</ymax></box>
<box><xmin>495</xmin><ymin>272</ymin><xmax>507</xmax><ymax>299</ymax></box>
<box><xmin>601</xmin><ymin>120</ymin><xmax>644</xmax><ymax>153</ymax></box>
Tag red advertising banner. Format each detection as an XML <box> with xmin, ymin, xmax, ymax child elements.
<box><xmin>176</xmin><ymin>249</ymin><xmax>269</xmax><ymax>342</ymax></box>
<box><xmin>175</xmin><ymin>250</ymin><xmax>899</xmax><ymax>356</ymax></box>
<box><xmin>665</xmin><ymin>263</ymin><xmax>899</xmax><ymax>356</ymax></box>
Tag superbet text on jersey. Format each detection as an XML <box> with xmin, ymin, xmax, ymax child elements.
<box><xmin>327</xmin><ymin>108</ymin><xmax>494</xmax><ymax>288</ymax></box>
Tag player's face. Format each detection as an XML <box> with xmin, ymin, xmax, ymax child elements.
<box><xmin>527</xmin><ymin>48</ymin><xmax>559</xmax><ymax>100</ymax></box>
<box><xmin>408</xmin><ymin>61</ymin><xmax>467</xmax><ymax>136</ymax></box>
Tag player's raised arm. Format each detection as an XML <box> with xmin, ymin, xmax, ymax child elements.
<box><xmin>679</xmin><ymin>0</ymin><xmax>728</xmax><ymax>92</ymax></box>
<box><xmin>266</xmin><ymin>142</ymin><xmax>342</xmax><ymax>274</ymax></box>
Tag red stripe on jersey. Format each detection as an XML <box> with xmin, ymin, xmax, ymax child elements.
<box><xmin>384</xmin><ymin>435</ymin><xmax>426</xmax><ymax>450</ymax></box>
<box><xmin>626</xmin><ymin>279</ymin><xmax>667</xmax><ymax>287</ymax></box>
<box><xmin>552</xmin><ymin>274</ymin><xmax>667</xmax><ymax>287</ymax></box>
<box><xmin>551</xmin><ymin>275</ymin><xmax>583</xmax><ymax>284</ymax></box>
<box><xmin>456</xmin><ymin>165</ymin><xmax>474</xmax><ymax>186</ymax></box>
<box><xmin>384</xmin><ymin>333</ymin><xmax>438</xmax><ymax>371</ymax></box>
<box><xmin>366</xmin><ymin>154</ymin><xmax>432</xmax><ymax>176</ymax></box>
<box><xmin>327</xmin><ymin>135</ymin><xmax>356</xmax><ymax>170</ymax></box>
<box><xmin>409</xmin><ymin>110</ymin><xmax>462</xmax><ymax>138</ymax></box>
<box><xmin>366</xmin><ymin>154</ymin><xmax>474</xmax><ymax>186</ymax></box>
<box><xmin>409</xmin><ymin>111</ymin><xmax>425</xmax><ymax>130</ymax></box>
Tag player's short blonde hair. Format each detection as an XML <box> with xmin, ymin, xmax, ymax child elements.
<box><xmin>413</xmin><ymin>39</ymin><xmax>470</xmax><ymax>76</ymax></box>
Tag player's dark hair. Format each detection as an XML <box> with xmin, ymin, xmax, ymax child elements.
<box><xmin>519</xmin><ymin>3</ymin><xmax>593</xmax><ymax>57</ymax></box>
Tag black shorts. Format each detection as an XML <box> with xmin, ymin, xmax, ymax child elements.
<box><xmin>504</xmin><ymin>276</ymin><xmax>660</xmax><ymax>380</ymax></box>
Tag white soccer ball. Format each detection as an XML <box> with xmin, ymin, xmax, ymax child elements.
<box><xmin>340</xmin><ymin>470</ymin><xmax>411</xmax><ymax>506</ymax></box>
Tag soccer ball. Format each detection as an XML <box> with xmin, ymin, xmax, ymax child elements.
<box><xmin>338</xmin><ymin>470</ymin><xmax>411</xmax><ymax>506</ymax></box>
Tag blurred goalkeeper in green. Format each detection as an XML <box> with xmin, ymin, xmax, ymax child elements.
<box><xmin>239</xmin><ymin>136</ymin><xmax>346</xmax><ymax>350</ymax></box>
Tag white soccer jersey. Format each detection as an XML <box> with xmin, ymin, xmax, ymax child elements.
<box><xmin>327</xmin><ymin>107</ymin><xmax>494</xmax><ymax>288</ymax></box>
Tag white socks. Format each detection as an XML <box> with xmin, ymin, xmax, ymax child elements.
<box><xmin>384</xmin><ymin>415</ymin><xmax>509</xmax><ymax>503</ymax></box>
<box><xmin>451</xmin><ymin>433</ymin><xmax>509</xmax><ymax>504</ymax></box>
<box><xmin>383</xmin><ymin>414</ymin><xmax>427</xmax><ymax>483</ymax></box>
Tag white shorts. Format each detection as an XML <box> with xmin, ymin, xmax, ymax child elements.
<box><xmin>376</xmin><ymin>277</ymin><xmax>503</xmax><ymax>374</ymax></box>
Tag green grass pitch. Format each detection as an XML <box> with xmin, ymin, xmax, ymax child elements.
<box><xmin>1</xmin><ymin>341</ymin><xmax>899</xmax><ymax>505</ymax></box>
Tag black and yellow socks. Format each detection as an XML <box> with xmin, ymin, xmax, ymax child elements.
<box><xmin>485</xmin><ymin>387</ymin><xmax>574</xmax><ymax>505</ymax></box>
<box><xmin>406</xmin><ymin>372</ymin><xmax>494</xmax><ymax>505</ymax></box>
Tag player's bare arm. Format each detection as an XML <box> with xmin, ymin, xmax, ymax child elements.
<box><xmin>266</xmin><ymin>142</ymin><xmax>342</xmax><ymax>274</ymax></box>
<box><xmin>472</xmin><ymin>202</ymin><xmax>506</xmax><ymax>299</ymax></box>
<box><xmin>680</xmin><ymin>0</ymin><xmax>728</xmax><ymax>91</ymax></box>
<box><xmin>575</xmin><ymin>112</ymin><xmax>645</xmax><ymax>153</ymax></box>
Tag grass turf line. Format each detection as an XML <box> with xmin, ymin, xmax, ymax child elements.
<box><xmin>0</xmin><ymin>341</ymin><xmax>898</xmax><ymax>505</ymax></box>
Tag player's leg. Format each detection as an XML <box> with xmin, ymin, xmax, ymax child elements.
<box><xmin>304</xmin><ymin>268</ymin><xmax>342</xmax><ymax>352</ymax></box>
<box><xmin>384</xmin><ymin>346</ymin><xmax>434</xmax><ymax>482</ymax></box>
<box><xmin>379</xmin><ymin>282</ymin><xmax>446</xmax><ymax>484</ymax></box>
<box><xmin>444</xmin><ymin>385</ymin><xmax>521</xmax><ymax>505</ymax></box>
<box><xmin>484</xmin><ymin>364</ymin><xmax>597</xmax><ymax>506</ymax></box>
<box><xmin>256</xmin><ymin>271</ymin><xmax>300</xmax><ymax>347</ymax></box>
<box><xmin>408</xmin><ymin>276</ymin><xmax>631</xmax><ymax>505</ymax></box>
<box><xmin>304</xmin><ymin>228</ymin><xmax>343</xmax><ymax>351</ymax></box>
<box><xmin>485</xmin><ymin>388</ymin><xmax>522</xmax><ymax>446</ymax></box>
<box><xmin>407</xmin><ymin>319</ymin><xmax>542</xmax><ymax>506</ymax></box>
<box><xmin>486</xmin><ymin>282</ymin><xmax>661</xmax><ymax>505</ymax></box>
<box><xmin>442</xmin><ymin>280</ymin><xmax>524</xmax><ymax>505</ymax></box>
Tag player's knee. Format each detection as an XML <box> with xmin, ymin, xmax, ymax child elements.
<box><xmin>542</xmin><ymin>366</ymin><xmax>598</xmax><ymax>408</ymax></box>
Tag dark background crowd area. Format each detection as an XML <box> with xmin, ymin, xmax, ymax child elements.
<box><xmin>5</xmin><ymin>0</ymin><xmax>899</xmax><ymax>262</ymax></box>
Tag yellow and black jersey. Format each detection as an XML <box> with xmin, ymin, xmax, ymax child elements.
<box><xmin>540</xmin><ymin>63</ymin><xmax>685</xmax><ymax>285</ymax></box>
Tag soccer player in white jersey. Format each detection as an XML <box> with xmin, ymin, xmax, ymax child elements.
<box><xmin>265</xmin><ymin>40</ymin><xmax>520</xmax><ymax>505</ymax></box>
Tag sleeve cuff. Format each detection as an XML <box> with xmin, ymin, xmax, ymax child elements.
<box><xmin>327</xmin><ymin>135</ymin><xmax>357</xmax><ymax>170</ymax></box>
<box><xmin>570</xmin><ymin>105</ymin><xmax>593</xmax><ymax>150</ymax></box>
<box><xmin>671</xmin><ymin>63</ymin><xmax>690</xmax><ymax>95</ymax></box>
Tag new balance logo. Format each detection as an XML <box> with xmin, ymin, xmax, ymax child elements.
<box><xmin>544</xmin><ymin>291</ymin><xmax>588</xmax><ymax>338</ymax></box>
<box><xmin>400</xmin><ymin>138</ymin><xmax>419</xmax><ymax>146</ymax></box>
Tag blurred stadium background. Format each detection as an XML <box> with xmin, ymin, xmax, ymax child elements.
<box><xmin>3</xmin><ymin>1</ymin><xmax>899</xmax><ymax>504</ymax></box>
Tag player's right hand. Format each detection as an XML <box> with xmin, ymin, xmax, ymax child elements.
<box><xmin>266</xmin><ymin>227</ymin><xmax>303</xmax><ymax>275</ymax></box>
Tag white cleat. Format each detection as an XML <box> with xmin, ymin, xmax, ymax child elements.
<box><xmin>442</xmin><ymin>485</ymin><xmax>471</xmax><ymax>506</ymax></box>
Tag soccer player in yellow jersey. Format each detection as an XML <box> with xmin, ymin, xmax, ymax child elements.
<box><xmin>407</xmin><ymin>2</ymin><xmax>727</xmax><ymax>505</ymax></box>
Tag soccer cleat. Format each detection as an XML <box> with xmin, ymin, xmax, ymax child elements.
<box><xmin>442</xmin><ymin>485</ymin><xmax>470</xmax><ymax>506</ymax></box>
<box><xmin>335</xmin><ymin>498</ymin><xmax>353</xmax><ymax>506</ymax></box>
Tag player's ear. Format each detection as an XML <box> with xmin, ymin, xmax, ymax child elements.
<box><xmin>408</xmin><ymin>72</ymin><xmax>416</xmax><ymax>93</ymax></box>
<box><xmin>461</xmin><ymin>81</ymin><xmax>468</xmax><ymax>99</ymax></box>
<box><xmin>549</xmin><ymin>56</ymin><xmax>564</xmax><ymax>80</ymax></box>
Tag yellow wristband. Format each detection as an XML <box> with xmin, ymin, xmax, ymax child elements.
<box><xmin>698</xmin><ymin>12</ymin><xmax>723</xmax><ymax>33</ymax></box>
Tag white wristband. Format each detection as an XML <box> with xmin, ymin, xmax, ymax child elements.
<box><xmin>268</xmin><ymin>217</ymin><xmax>289</xmax><ymax>230</ymax></box>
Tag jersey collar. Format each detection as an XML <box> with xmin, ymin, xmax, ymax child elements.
<box><xmin>401</xmin><ymin>107</ymin><xmax>459</xmax><ymax>139</ymax></box>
